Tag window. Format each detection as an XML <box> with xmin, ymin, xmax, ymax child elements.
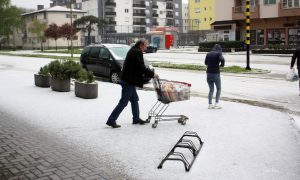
<box><xmin>204</xmin><ymin>18</ymin><xmax>207</xmax><ymax>21</ymax></box>
<box><xmin>264</xmin><ymin>0</ymin><xmax>276</xmax><ymax>4</ymax></box>
<box><xmin>210</xmin><ymin>17</ymin><xmax>212</xmax><ymax>21</ymax></box>
<box><xmin>282</xmin><ymin>0</ymin><xmax>300</xmax><ymax>8</ymax></box>
<box><xmin>90</xmin><ymin>47</ymin><xmax>100</xmax><ymax>58</ymax></box>
<box><xmin>125</xmin><ymin>9</ymin><xmax>129</xmax><ymax>13</ymax></box>
<box><xmin>99</xmin><ymin>48</ymin><xmax>110</xmax><ymax>59</ymax></box>
<box><xmin>195</xmin><ymin>0</ymin><xmax>200</xmax><ymax>3</ymax></box>
<box><xmin>195</xmin><ymin>8</ymin><xmax>200</xmax><ymax>13</ymax></box>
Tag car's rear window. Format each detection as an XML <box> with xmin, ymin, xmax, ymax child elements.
<box><xmin>109</xmin><ymin>46</ymin><xmax>130</xmax><ymax>60</ymax></box>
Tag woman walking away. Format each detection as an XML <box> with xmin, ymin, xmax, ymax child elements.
<box><xmin>205</xmin><ymin>44</ymin><xmax>225</xmax><ymax>109</ymax></box>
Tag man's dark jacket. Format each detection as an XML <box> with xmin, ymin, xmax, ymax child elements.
<box><xmin>205</xmin><ymin>44</ymin><xmax>225</xmax><ymax>73</ymax></box>
<box><xmin>120</xmin><ymin>46</ymin><xmax>154</xmax><ymax>88</ymax></box>
<box><xmin>291</xmin><ymin>47</ymin><xmax>300</xmax><ymax>69</ymax></box>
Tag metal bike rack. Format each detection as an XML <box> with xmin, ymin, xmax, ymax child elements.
<box><xmin>158</xmin><ymin>131</ymin><xmax>204</xmax><ymax>171</ymax></box>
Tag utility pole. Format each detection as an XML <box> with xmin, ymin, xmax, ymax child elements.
<box><xmin>70</xmin><ymin>0</ymin><xmax>73</xmax><ymax>58</ymax></box>
<box><xmin>245</xmin><ymin>0</ymin><xmax>251</xmax><ymax>70</ymax></box>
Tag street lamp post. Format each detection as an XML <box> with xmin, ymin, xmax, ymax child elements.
<box><xmin>245</xmin><ymin>0</ymin><xmax>251</xmax><ymax>70</ymax></box>
<box><xmin>70</xmin><ymin>0</ymin><xmax>73</xmax><ymax>58</ymax></box>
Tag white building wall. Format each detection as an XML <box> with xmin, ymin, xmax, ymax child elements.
<box><xmin>259</xmin><ymin>0</ymin><xmax>279</xmax><ymax>18</ymax></box>
<box><xmin>157</xmin><ymin>1</ymin><xmax>167</xmax><ymax>26</ymax></box>
<box><xmin>22</xmin><ymin>10</ymin><xmax>85</xmax><ymax>49</ymax></box>
<box><xmin>115</xmin><ymin>0</ymin><xmax>133</xmax><ymax>33</ymax></box>
<box><xmin>182</xmin><ymin>3</ymin><xmax>189</xmax><ymax>33</ymax></box>
<box><xmin>215</xmin><ymin>0</ymin><xmax>234</xmax><ymax>21</ymax></box>
<box><xmin>81</xmin><ymin>0</ymin><xmax>98</xmax><ymax>17</ymax></box>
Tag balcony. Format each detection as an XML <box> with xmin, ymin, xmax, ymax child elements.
<box><xmin>107</xmin><ymin>21</ymin><xmax>116</xmax><ymax>25</ymax></box>
<box><xmin>105</xmin><ymin>12</ymin><xmax>116</xmax><ymax>16</ymax></box>
<box><xmin>166</xmin><ymin>22</ymin><xmax>174</xmax><ymax>26</ymax></box>
<box><xmin>106</xmin><ymin>30</ymin><xmax>117</xmax><ymax>33</ymax></box>
<box><xmin>232</xmin><ymin>5</ymin><xmax>260</xmax><ymax>20</ymax></box>
<box><xmin>152</xmin><ymin>22</ymin><xmax>158</xmax><ymax>26</ymax></box>
<box><xmin>105</xmin><ymin>1</ymin><xmax>116</xmax><ymax>7</ymax></box>
<box><xmin>152</xmin><ymin>4</ymin><xmax>158</xmax><ymax>9</ymax></box>
<box><xmin>166</xmin><ymin>14</ymin><xmax>173</xmax><ymax>18</ymax></box>
<box><xmin>152</xmin><ymin>13</ymin><xmax>158</xmax><ymax>17</ymax></box>
<box><xmin>133</xmin><ymin>4</ymin><xmax>146</xmax><ymax>8</ymax></box>
<box><xmin>133</xmin><ymin>13</ymin><xmax>146</xmax><ymax>16</ymax></box>
<box><xmin>133</xmin><ymin>22</ymin><xmax>146</xmax><ymax>25</ymax></box>
<box><xmin>166</xmin><ymin>6</ymin><xmax>173</xmax><ymax>10</ymax></box>
<box><xmin>278</xmin><ymin>1</ymin><xmax>300</xmax><ymax>17</ymax></box>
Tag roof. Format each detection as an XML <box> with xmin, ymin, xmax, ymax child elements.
<box><xmin>210</xmin><ymin>20</ymin><xmax>236</xmax><ymax>26</ymax></box>
<box><xmin>22</xmin><ymin>6</ymin><xmax>86</xmax><ymax>16</ymax></box>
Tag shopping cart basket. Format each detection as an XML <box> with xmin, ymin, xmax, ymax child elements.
<box><xmin>146</xmin><ymin>78</ymin><xmax>191</xmax><ymax>128</ymax></box>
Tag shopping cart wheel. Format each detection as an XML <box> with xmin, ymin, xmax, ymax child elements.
<box><xmin>178</xmin><ymin>116</ymin><xmax>185</xmax><ymax>123</ymax></box>
<box><xmin>146</xmin><ymin>117</ymin><xmax>151</xmax><ymax>123</ymax></box>
<box><xmin>152</xmin><ymin>123</ymin><xmax>158</xmax><ymax>128</ymax></box>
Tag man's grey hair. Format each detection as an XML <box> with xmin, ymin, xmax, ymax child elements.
<box><xmin>134</xmin><ymin>38</ymin><xmax>148</xmax><ymax>48</ymax></box>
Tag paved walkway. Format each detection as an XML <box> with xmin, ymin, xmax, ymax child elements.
<box><xmin>0</xmin><ymin>110</ymin><xmax>130</xmax><ymax>180</ymax></box>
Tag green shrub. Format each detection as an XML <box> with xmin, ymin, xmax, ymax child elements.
<box><xmin>48</xmin><ymin>59</ymin><xmax>82</xmax><ymax>80</ymax></box>
<box><xmin>199</xmin><ymin>41</ymin><xmax>245</xmax><ymax>49</ymax></box>
<box><xmin>38</xmin><ymin>65</ymin><xmax>49</xmax><ymax>76</ymax></box>
<box><xmin>76</xmin><ymin>68</ymin><xmax>95</xmax><ymax>83</ymax></box>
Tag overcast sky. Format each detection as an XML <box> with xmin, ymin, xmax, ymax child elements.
<box><xmin>11</xmin><ymin>0</ymin><xmax>51</xmax><ymax>9</ymax></box>
<box><xmin>11</xmin><ymin>0</ymin><xmax>188</xmax><ymax>9</ymax></box>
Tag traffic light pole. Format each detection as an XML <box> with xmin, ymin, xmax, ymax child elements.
<box><xmin>246</xmin><ymin>0</ymin><xmax>251</xmax><ymax>70</ymax></box>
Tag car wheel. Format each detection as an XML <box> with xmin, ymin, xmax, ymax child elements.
<box><xmin>110</xmin><ymin>71</ymin><xmax>120</xmax><ymax>84</ymax></box>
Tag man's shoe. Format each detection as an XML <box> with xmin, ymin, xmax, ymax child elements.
<box><xmin>133</xmin><ymin>118</ymin><xmax>146</xmax><ymax>125</ymax></box>
<box><xmin>106</xmin><ymin>121</ymin><xmax>121</xmax><ymax>128</ymax></box>
<box><xmin>208</xmin><ymin>104</ymin><xmax>214</xmax><ymax>109</ymax></box>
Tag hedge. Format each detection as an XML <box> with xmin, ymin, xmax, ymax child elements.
<box><xmin>198</xmin><ymin>48</ymin><xmax>246</xmax><ymax>52</ymax></box>
<box><xmin>252</xmin><ymin>49</ymin><xmax>295</xmax><ymax>54</ymax></box>
<box><xmin>199</xmin><ymin>41</ymin><xmax>245</xmax><ymax>49</ymax></box>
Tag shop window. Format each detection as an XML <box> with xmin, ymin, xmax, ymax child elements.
<box><xmin>267</xmin><ymin>29</ymin><xmax>286</xmax><ymax>45</ymax></box>
<box><xmin>288</xmin><ymin>28</ymin><xmax>300</xmax><ymax>46</ymax></box>
<box><xmin>250</xmin><ymin>30</ymin><xmax>265</xmax><ymax>45</ymax></box>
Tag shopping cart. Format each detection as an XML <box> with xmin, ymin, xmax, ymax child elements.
<box><xmin>146</xmin><ymin>78</ymin><xmax>191</xmax><ymax>128</ymax></box>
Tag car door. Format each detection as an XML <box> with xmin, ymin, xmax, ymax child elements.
<box><xmin>98</xmin><ymin>47</ymin><xmax>112</xmax><ymax>77</ymax></box>
<box><xmin>87</xmin><ymin>47</ymin><xmax>100</xmax><ymax>73</ymax></box>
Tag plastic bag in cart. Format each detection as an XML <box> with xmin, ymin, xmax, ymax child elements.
<box><xmin>154</xmin><ymin>79</ymin><xmax>191</xmax><ymax>103</ymax></box>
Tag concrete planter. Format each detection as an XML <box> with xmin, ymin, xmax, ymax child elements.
<box><xmin>51</xmin><ymin>78</ymin><xmax>71</xmax><ymax>92</ymax></box>
<box><xmin>75</xmin><ymin>81</ymin><xmax>98</xmax><ymax>99</ymax></box>
<box><xmin>34</xmin><ymin>74</ymin><xmax>50</xmax><ymax>88</ymax></box>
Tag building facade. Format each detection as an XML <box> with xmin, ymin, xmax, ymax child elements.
<box><xmin>210</xmin><ymin>0</ymin><xmax>300</xmax><ymax>46</ymax></box>
<box><xmin>21</xmin><ymin>6</ymin><xmax>85</xmax><ymax>49</ymax></box>
<box><xmin>182</xmin><ymin>3</ymin><xmax>189</xmax><ymax>33</ymax></box>
<box><xmin>70</xmin><ymin>0</ymin><xmax>183</xmax><ymax>44</ymax></box>
<box><xmin>189</xmin><ymin>0</ymin><xmax>217</xmax><ymax>30</ymax></box>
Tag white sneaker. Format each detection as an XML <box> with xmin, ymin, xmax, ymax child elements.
<box><xmin>214</xmin><ymin>103</ymin><xmax>222</xmax><ymax>109</ymax></box>
<box><xmin>208</xmin><ymin>104</ymin><xmax>214</xmax><ymax>109</ymax></box>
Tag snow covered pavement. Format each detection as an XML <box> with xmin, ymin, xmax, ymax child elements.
<box><xmin>0</xmin><ymin>64</ymin><xmax>299</xmax><ymax>179</ymax></box>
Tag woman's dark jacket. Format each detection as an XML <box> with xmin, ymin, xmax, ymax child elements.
<box><xmin>291</xmin><ymin>47</ymin><xmax>300</xmax><ymax>69</ymax></box>
<box><xmin>205</xmin><ymin>44</ymin><xmax>225</xmax><ymax>73</ymax></box>
<box><xmin>120</xmin><ymin>46</ymin><xmax>154</xmax><ymax>88</ymax></box>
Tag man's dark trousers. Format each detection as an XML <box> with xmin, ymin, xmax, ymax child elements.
<box><xmin>107</xmin><ymin>80</ymin><xmax>139</xmax><ymax>123</ymax></box>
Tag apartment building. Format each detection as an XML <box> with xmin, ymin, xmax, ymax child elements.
<box><xmin>54</xmin><ymin>0</ymin><xmax>181</xmax><ymax>44</ymax></box>
<box><xmin>21</xmin><ymin>6</ymin><xmax>85</xmax><ymax>49</ymax></box>
<box><xmin>182</xmin><ymin>3</ymin><xmax>189</xmax><ymax>33</ymax></box>
<box><xmin>210</xmin><ymin>0</ymin><xmax>300</xmax><ymax>46</ymax></box>
<box><xmin>189</xmin><ymin>0</ymin><xmax>215</xmax><ymax>30</ymax></box>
